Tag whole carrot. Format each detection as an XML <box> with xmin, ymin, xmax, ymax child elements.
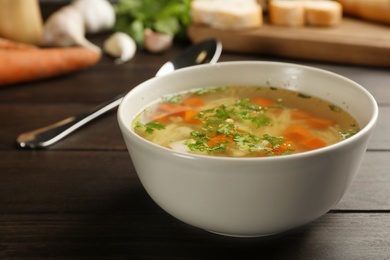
<box><xmin>0</xmin><ymin>37</ymin><xmax>37</xmax><ymax>50</ymax></box>
<box><xmin>0</xmin><ymin>47</ymin><xmax>101</xmax><ymax>86</ymax></box>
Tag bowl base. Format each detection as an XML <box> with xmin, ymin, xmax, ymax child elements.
<box><xmin>206</xmin><ymin>229</ymin><xmax>279</xmax><ymax>238</ymax></box>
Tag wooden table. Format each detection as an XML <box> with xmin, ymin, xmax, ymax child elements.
<box><xmin>1</xmin><ymin>3</ymin><xmax>390</xmax><ymax>259</ymax></box>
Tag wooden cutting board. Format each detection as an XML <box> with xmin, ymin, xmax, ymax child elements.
<box><xmin>187</xmin><ymin>17</ymin><xmax>390</xmax><ymax>67</ymax></box>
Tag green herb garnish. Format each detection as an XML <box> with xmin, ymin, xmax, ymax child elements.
<box><xmin>162</xmin><ymin>94</ymin><xmax>183</xmax><ymax>104</ymax></box>
<box><xmin>192</xmin><ymin>86</ymin><xmax>228</xmax><ymax>96</ymax></box>
<box><xmin>184</xmin><ymin>98</ymin><xmax>295</xmax><ymax>155</ymax></box>
<box><xmin>340</xmin><ymin>125</ymin><xmax>359</xmax><ymax>139</ymax></box>
<box><xmin>135</xmin><ymin>121</ymin><xmax>166</xmax><ymax>134</ymax></box>
<box><xmin>114</xmin><ymin>0</ymin><xmax>191</xmax><ymax>47</ymax></box>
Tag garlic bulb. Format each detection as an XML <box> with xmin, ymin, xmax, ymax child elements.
<box><xmin>42</xmin><ymin>5</ymin><xmax>101</xmax><ymax>53</ymax></box>
<box><xmin>72</xmin><ymin>0</ymin><xmax>115</xmax><ymax>34</ymax></box>
<box><xmin>144</xmin><ymin>28</ymin><xmax>173</xmax><ymax>54</ymax></box>
<box><xmin>103</xmin><ymin>32</ymin><xmax>136</xmax><ymax>64</ymax></box>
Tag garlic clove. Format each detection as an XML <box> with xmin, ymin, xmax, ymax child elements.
<box><xmin>103</xmin><ymin>32</ymin><xmax>136</xmax><ymax>64</ymax></box>
<box><xmin>72</xmin><ymin>0</ymin><xmax>116</xmax><ymax>34</ymax></box>
<box><xmin>42</xmin><ymin>5</ymin><xmax>83</xmax><ymax>47</ymax></box>
<box><xmin>144</xmin><ymin>28</ymin><xmax>173</xmax><ymax>54</ymax></box>
<box><xmin>42</xmin><ymin>5</ymin><xmax>101</xmax><ymax>53</ymax></box>
<box><xmin>75</xmin><ymin>36</ymin><xmax>102</xmax><ymax>54</ymax></box>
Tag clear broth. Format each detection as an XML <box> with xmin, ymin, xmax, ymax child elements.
<box><xmin>133</xmin><ymin>86</ymin><xmax>359</xmax><ymax>157</ymax></box>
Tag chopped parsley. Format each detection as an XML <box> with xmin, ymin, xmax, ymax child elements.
<box><xmin>192</xmin><ymin>86</ymin><xmax>228</xmax><ymax>96</ymax></box>
<box><xmin>162</xmin><ymin>94</ymin><xmax>182</xmax><ymax>104</ymax></box>
<box><xmin>182</xmin><ymin>98</ymin><xmax>295</xmax><ymax>155</ymax></box>
<box><xmin>340</xmin><ymin>125</ymin><xmax>359</xmax><ymax>139</ymax></box>
<box><xmin>135</xmin><ymin>121</ymin><xmax>165</xmax><ymax>134</ymax></box>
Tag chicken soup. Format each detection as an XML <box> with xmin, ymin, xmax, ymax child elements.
<box><xmin>133</xmin><ymin>86</ymin><xmax>359</xmax><ymax>157</ymax></box>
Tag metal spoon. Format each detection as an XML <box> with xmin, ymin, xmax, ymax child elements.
<box><xmin>17</xmin><ymin>39</ymin><xmax>222</xmax><ymax>149</ymax></box>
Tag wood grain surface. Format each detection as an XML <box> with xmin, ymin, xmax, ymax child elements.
<box><xmin>0</xmin><ymin>3</ymin><xmax>389</xmax><ymax>259</ymax></box>
<box><xmin>188</xmin><ymin>17</ymin><xmax>390</xmax><ymax>67</ymax></box>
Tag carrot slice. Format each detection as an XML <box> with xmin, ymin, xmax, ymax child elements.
<box><xmin>149</xmin><ymin>113</ymin><xmax>170</xmax><ymax>123</ymax></box>
<box><xmin>301</xmin><ymin>137</ymin><xmax>326</xmax><ymax>150</ymax></box>
<box><xmin>250</xmin><ymin>97</ymin><xmax>274</xmax><ymax>107</ymax></box>
<box><xmin>272</xmin><ymin>140</ymin><xmax>295</xmax><ymax>155</ymax></box>
<box><xmin>206</xmin><ymin>134</ymin><xmax>234</xmax><ymax>148</ymax></box>
<box><xmin>182</xmin><ymin>96</ymin><xmax>205</xmax><ymax>107</ymax></box>
<box><xmin>184</xmin><ymin>110</ymin><xmax>201</xmax><ymax>124</ymax></box>
<box><xmin>157</xmin><ymin>102</ymin><xmax>186</xmax><ymax>117</ymax></box>
<box><xmin>291</xmin><ymin>109</ymin><xmax>311</xmax><ymax>120</ymax></box>
<box><xmin>306</xmin><ymin>117</ymin><xmax>335</xmax><ymax>128</ymax></box>
<box><xmin>282</xmin><ymin>125</ymin><xmax>312</xmax><ymax>142</ymax></box>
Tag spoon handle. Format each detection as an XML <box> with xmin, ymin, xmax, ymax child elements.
<box><xmin>16</xmin><ymin>93</ymin><xmax>124</xmax><ymax>149</ymax></box>
<box><xmin>16</xmin><ymin>39</ymin><xmax>222</xmax><ymax>149</ymax></box>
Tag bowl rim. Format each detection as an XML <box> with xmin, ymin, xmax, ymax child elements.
<box><xmin>118</xmin><ymin>61</ymin><xmax>379</xmax><ymax>162</ymax></box>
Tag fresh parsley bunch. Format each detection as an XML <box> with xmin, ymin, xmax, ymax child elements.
<box><xmin>114</xmin><ymin>0</ymin><xmax>191</xmax><ymax>47</ymax></box>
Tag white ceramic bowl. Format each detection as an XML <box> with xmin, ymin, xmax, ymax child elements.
<box><xmin>118</xmin><ymin>61</ymin><xmax>378</xmax><ymax>237</ymax></box>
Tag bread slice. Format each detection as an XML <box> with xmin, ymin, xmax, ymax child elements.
<box><xmin>305</xmin><ymin>1</ymin><xmax>342</xmax><ymax>26</ymax></box>
<box><xmin>269</xmin><ymin>0</ymin><xmax>343</xmax><ymax>27</ymax></box>
<box><xmin>269</xmin><ymin>0</ymin><xmax>306</xmax><ymax>27</ymax></box>
<box><xmin>191</xmin><ymin>0</ymin><xmax>263</xmax><ymax>30</ymax></box>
